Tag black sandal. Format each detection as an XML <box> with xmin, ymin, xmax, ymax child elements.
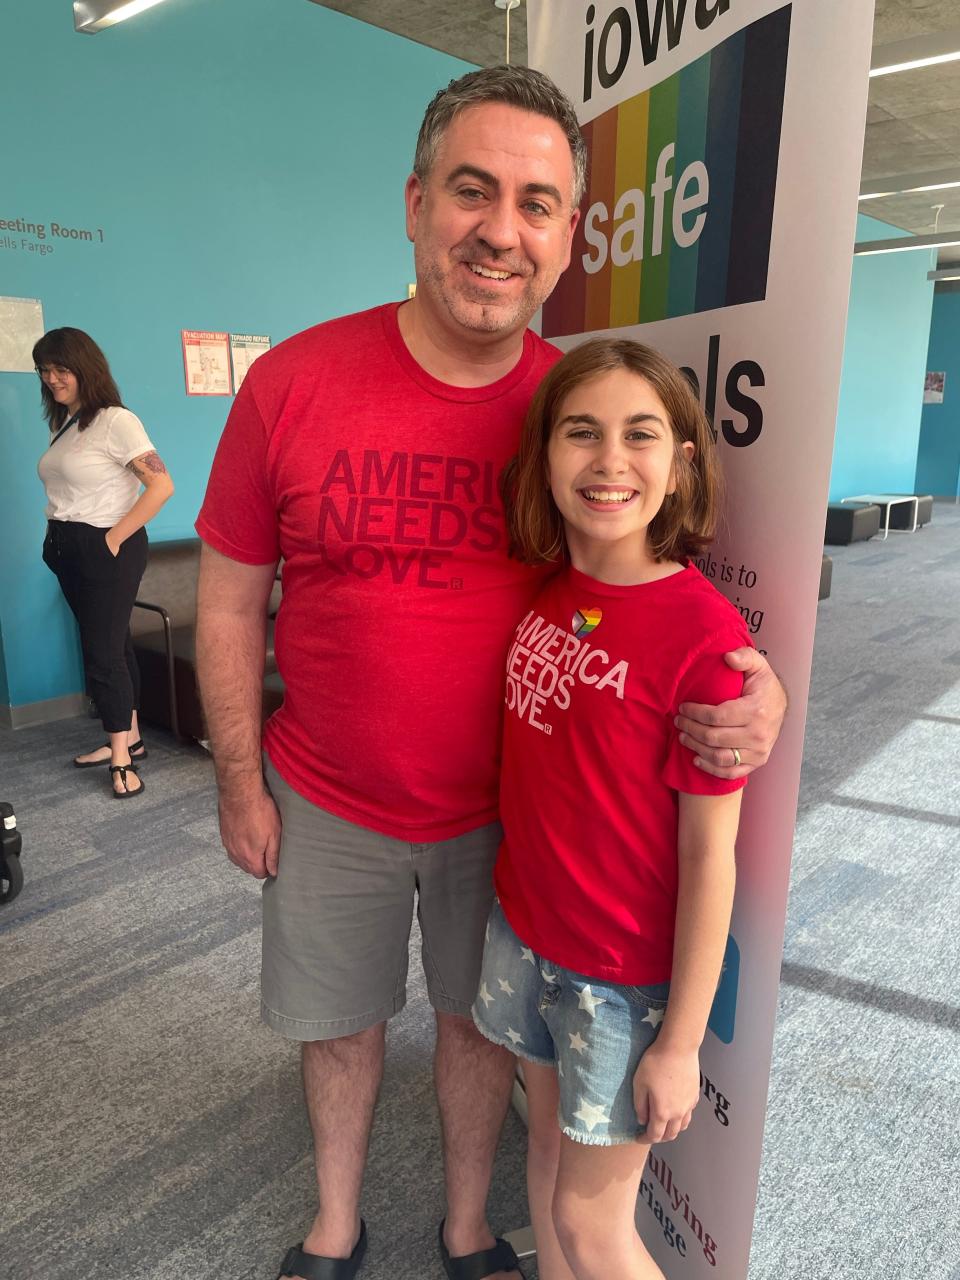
<box><xmin>438</xmin><ymin>1221</ymin><xmax>522</xmax><ymax>1279</ymax></box>
<box><xmin>109</xmin><ymin>762</ymin><xmax>145</xmax><ymax>799</ymax></box>
<box><xmin>74</xmin><ymin>738</ymin><xmax>148</xmax><ymax>768</ymax></box>
<box><xmin>277</xmin><ymin>1220</ymin><xmax>367</xmax><ymax>1279</ymax></box>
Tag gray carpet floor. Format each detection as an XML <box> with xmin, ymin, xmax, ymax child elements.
<box><xmin>1</xmin><ymin>502</ymin><xmax>958</xmax><ymax>1279</ymax></box>
<box><xmin>750</xmin><ymin>500</ymin><xmax>960</xmax><ymax>1280</ymax></box>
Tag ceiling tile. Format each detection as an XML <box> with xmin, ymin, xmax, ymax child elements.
<box><xmin>309</xmin><ymin>0</ymin><xmax>526</xmax><ymax>66</ymax></box>
<box><xmin>873</xmin><ymin>0</ymin><xmax>960</xmax><ymax>43</ymax></box>
<box><xmin>862</xmin><ymin>118</ymin><xmax>956</xmax><ymax>178</ymax></box>
<box><xmin>869</xmin><ymin>62</ymin><xmax>960</xmax><ymax>121</ymax></box>
<box><xmin>866</xmin><ymin>103</ymin><xmax>896</xmax><ymax>124</ymax></box>
<box><xmin>864</xmin><ymin>188</ymin><xmax>960</xmax><ymax>232</ymax></box>
<box><xmin>910</xmin><ymin>107</ymin><xmax>960</xmax><ymax>146</ymax></box>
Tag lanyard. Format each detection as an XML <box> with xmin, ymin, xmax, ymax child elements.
<box><xmin>48</xmin><ymin>413</ymin><xmax>80</xmax><ymax>448</ymax></box>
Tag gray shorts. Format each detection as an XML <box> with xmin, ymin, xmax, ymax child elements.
<box><xmin>261</xmin><ymin>759</ymin><xmax>501</xmax><ymax>1041</ymax></box>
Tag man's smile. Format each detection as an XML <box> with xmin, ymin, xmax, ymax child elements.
<box><xmin>467</xmin><ymin>262</ymin><xmax>514</xmax><ymax>280</ymax></box>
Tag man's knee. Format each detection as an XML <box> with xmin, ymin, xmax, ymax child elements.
<box><xmin>436</xmin><ymin>1011</ymin><xmax>513</xmax><ymax>1062</ymax></box>
<box><xmin>436</xmin><ymin>1009</ymin><xmax>480</xmax><ymax>1041</ymax></box>
<box><xmin>302</xmin><ymin>1022</ymin><xmax>386</xmax><ymax>1066</ymax></box>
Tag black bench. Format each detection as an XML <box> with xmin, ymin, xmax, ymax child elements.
<box><xmin>819</xmin><ymin>554</ymin><xmax>832</xmax><ymax>600</ymax></box>
<box><xmin>825</xmin><ymin>503</ymin><xmax>881</xmax><ymax>545</ymax></box>
<box><xmin>886</xmin><ymin>493</ymin><xmax>933</xmax><ymax>529</ymax></box>
<box><xmin>132</xmin><ymin>538</ymin><xmax>280</xmax><ymax>739</ymax></box>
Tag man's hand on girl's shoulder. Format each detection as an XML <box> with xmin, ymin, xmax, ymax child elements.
<box><xmin>675</xmin><ymin>648</ymin><xmax>787</xmax><ymax>779</ymax></box>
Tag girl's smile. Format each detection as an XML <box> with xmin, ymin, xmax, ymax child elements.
<box><xmin>577</xmin><ymin>485</ymin><xmax>639</xmax><ymax>507</ymax></box>
<box><xmin>547</xmin><ymin>367</ymin><xmax>694</xmax><ymax>583</ymax></box>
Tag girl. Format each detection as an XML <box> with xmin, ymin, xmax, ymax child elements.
<box><xmin>473</xmin><ymin>339</ymin><xmax>750</xmax><ymax>1280</ymax></box>
<box><xmin>35</xmin><ymin>327</ymin><xmax>174</xmax><ymax>798</ymax></box>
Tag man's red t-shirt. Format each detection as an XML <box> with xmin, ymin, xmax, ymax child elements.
<box><xmin>196</xmin><ymin>303</ymin><xmax>558</xmax><ymax>841</ymax></box>
<box><xmin>495</xmin><ymin>564</ymin><xmax>751</xmax><ymax>986</ymax></box>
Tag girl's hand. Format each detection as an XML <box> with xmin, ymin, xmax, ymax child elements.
<box><xmin>633</xmin><ymin>1043</ymin><xmax>701</xmax><ymax>1144</ymax></box>
<box><xmin>104</xmin><ymin>529</ymin><xmax>122</xmax><ymax>557</ymax></box>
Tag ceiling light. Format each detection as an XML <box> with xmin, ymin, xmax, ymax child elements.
<box><xmin>859</xmin><ymin>167</ymin><xmax>960</xmax><ymax>201</ymax></box>
<box><xmin>870</xmin><ymin>29</ymin><xmax>960</xmax><ymax>77</ymax></box>
<box><xmin>74</xmin><ymin>0</ymin><xmax>170</xmax><ymax>34</ymax></box>
<box><xmin>859</xmin><ymin>183</ymin><xmax>960</xmax><ymax>201</ymax></box>
<box><xmin>927</xmin><ymin>269</ymin><xmax>960</xmax><ymax>282</ymax></box>
<box><xmin>854</xmin><ymin>230</ymin><xmax>960</xmax><ymax>256</ymax></box>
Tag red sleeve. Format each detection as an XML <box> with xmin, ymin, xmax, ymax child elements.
<box><xmin>195</xmin><ymin>376</ymin><xmax>280</xmax><ymax>565</ymax></box>
<box><xmin>661</xmin><ymin>626</ymin><xmax>751</xmax><ymax>796</ymax></box>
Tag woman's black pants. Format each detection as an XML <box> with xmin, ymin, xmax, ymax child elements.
<box><xmin>42</xmin><ymin>520</ymin><xmax>148</xmax><ymax>734</ymax></box>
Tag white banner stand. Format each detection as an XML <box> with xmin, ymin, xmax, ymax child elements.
<box><xmin>507</xmin><ymin>2</ymin><xmax>877</xmax><ymax>1274</ymax></box>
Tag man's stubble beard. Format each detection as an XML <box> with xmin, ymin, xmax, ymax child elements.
<box><xmin>414</xmin><ymin>247</ymin><xmax>556</xmax><ymax>338</ymax></box>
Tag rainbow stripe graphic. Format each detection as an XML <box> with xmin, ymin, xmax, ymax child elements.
<box><xmin>572</xmin><ymin>608</ymin><xmax>602</xmax><ymax>637</ymax></box>
<box><xmin>543</xmin><ymin>5</ymin><xmax>791</xmax><ymax>339</ymax></box>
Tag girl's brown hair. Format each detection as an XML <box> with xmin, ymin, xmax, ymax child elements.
<box><xmin>32</xmin><ymin>327</ymin><xmax>124</xmax><ymax>432</ymax></box>
<box><xmin>502</xmin><ymin>338</ymin><xmax>722</xmax><ymax>565</ymax></box>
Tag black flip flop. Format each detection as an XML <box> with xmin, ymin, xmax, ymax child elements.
<box><xmin>109</xmin><ymin>762</ymin><xmax>145</xmax><ymax>800</ymax></box>
<box><xmin>74</xmin><ymin>738</ymin><xmax>148</xmax><ymax>768</ymax></box>
<box><xmin>438</xmin><ymin>1220</ymin><xmax>522</xmax><ymax>1279</ymax></box>
<box><xmin>277</xmin><ymin>1220</ymin><xmax>367</xmax><ymax>1279</ymax></box>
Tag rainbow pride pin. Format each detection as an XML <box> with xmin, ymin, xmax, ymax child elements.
<box><xmin>572</xmin><ymin>608</ymin><xmax>602</xmax><ymax>638</ymax></box>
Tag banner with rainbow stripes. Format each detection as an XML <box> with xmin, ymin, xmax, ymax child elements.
<box><xmin>531</xmin><ymin>0</ymin><xmax>876</xmax><ymax>1274</ymax></box>
<box><xmin>542</xmin><ymin>5</ymin><xmax>791</xmax><ymax>339</ymax></box>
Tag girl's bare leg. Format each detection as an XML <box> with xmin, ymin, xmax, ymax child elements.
<box><xmin>522</xmin><ymin>1061</ymin><xmax>577</xmax><ymax>1280</ymax></box>
<box><xmin>553</xmin><ymin>1135</ymin><xmax>665</xmax><ymax>1280</ymax></box>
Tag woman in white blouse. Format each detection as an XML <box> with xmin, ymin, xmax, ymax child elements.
<box><xmin>35</xmin><ymin>328</ymin><xmax>174</xmax><ymax>799</ymax></box>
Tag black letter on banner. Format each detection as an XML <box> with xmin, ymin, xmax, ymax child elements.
<box><xmin>695</xmin><ymin>0</ymin><xmax>729</xmax><ymax>30</ymax></box>
<box><xmin>584</xmin><ymin>5</ymin><xmax>597</xmax><ymax>102</ymax></box>
<box><xmin>635</xmin><ymin>0</ymin><xmax>688</xmax><ymax>66</ymax></box>
<box><xmin>722</xmin><ymin>361</ymin><xmax>764</xmax><ymax>447</ymax></box>
<box><xmin>598</xmin><ymin>8</ymin><xmax>632</xmax><ymax>89</ymax></box>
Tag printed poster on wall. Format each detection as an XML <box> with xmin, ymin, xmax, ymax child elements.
<box><xmin>230</xmin><ymin>333</ymin><xmax>271</xmax><ymax>392</ymax></box>
<box><xmin>0</xmin><ymin>296</ymin><xmax>45</xmax><ymax>372</ymax></box>
<box><xmin>181</xmin><ymin>329</ymin><xmax>232</xmax><ymax>396</ymax></box>
<box><xmin>924</xmin><ymin>370</ymin><xmax>945</xmax><ymax>404</ymax></box>
<box><xmin>528</xmin><ymin>2</ymin><xmax>874</xmax><ymax>1275</ymax></box>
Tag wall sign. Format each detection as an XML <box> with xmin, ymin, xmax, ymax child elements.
<box><xmin>182</xmin><ymin>329</ymin><xmax>232</xmax><ymax>396</ymax></box>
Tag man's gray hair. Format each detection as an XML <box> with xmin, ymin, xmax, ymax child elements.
<box><xmin>413</xmin><ymin>65</ymin><xmax>587</xmax><ymax>208</ymax></box>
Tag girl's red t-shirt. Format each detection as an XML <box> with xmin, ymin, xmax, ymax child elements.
<box><xmin>495</xmin><ymin>563</ymin><xmax>750</xmax><ymax>985</ymax></box>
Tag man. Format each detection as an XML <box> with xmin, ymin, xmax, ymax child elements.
<box><xmin>196</xmin><ymin>66</ymin><xmax>785</xmax><ymax>1280</ymax></box>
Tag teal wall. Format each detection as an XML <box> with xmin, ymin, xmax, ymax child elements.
<box><xmin>916</xmin><ymin>290</ymin><xmax>960</xmax><ymax>498</ymax></box>
<box><xmin>0</xmin><ymin>0</ymin><xmax>470</xmax><ymax>711</ymax></box>
<box><xmin>829</xmin><ymin>214</ymin><xmax>936</xmax><ymax>500</ymax></box>
<box><xmin>0</xmin><ymin>628</ymin><xmax>8</xmax><ymax>708</ymax></box>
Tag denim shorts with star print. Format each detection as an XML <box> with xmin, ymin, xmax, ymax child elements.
<box><xmin>472</xmin><ymin>899</ymin><xmax>670</xmax><ymax>1146</ymax></box>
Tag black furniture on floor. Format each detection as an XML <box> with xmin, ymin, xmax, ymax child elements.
<box><xmin>262</xmin><ymin>671</ymin><xmax>285</xmax><ymax>721</ymax></box>
<box><xmin>825</xmin><ymin>502</ymin><xmax>881</xmax><ymax>545</ymax></box>
<box><xmin>819</xmin><ymin>554</ymin><xmax>832</xmax><ymax>600</ymax></box>
<box><xmin>887</xmin><ymin>493</ymin><xmax>934</xmax><ymax>529</ymax></box>
<box><xmin>132</xmin><ymin>538</ymin><xmax>281</xmax><ymax>739</ymax></box>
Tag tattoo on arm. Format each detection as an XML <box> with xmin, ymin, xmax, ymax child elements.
<box><xmin>126</xmin><ymin>451</ymin><xmax>168</xmax><ymax>480</ymax></box>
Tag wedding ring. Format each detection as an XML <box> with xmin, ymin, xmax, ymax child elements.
<box><xmin>732</xmin><ymin>748</ymin><xmax>742</xmax><ymax>767</ymax></box>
